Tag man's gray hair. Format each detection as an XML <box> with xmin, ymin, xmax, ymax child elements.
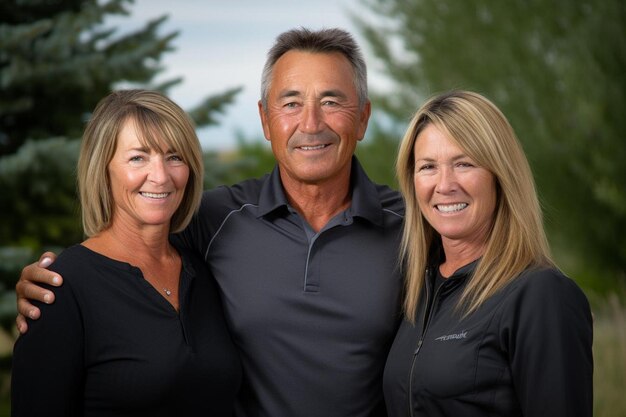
<box><xmin>260</xmin><ymin>27</ymin><xmax>368</xmax><ymax>110</ymax></box>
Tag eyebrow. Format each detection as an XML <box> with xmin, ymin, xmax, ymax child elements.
<box><xmin>125</xmin><ymin>146</ymin><xmax>177</xmax><ymax>154</ymax></box>
<box><xmin>277</xmin><ymin>89</ymin><xmax>348</xmax><ymax>100</ymax></box>
<box><xmin>415</xmin><ymin>153</ymin><xmax>469</xmax><ymax>162</ymax></box>
<box><xmin>319</xmin><ymin>89</ymin><xmax>348</xmax><ymax>100</ymax></box>
<box><xmin>125</xmin><ymin>146</ymin><xmax>150</xmax><ymax>153</ymax></box>
<box><xmin>278</xmin><ymin>90</ymin><xmax>301</xmax><ymax>99</ymax></box>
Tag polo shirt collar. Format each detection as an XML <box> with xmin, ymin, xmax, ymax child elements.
<box><xmin>349</xmin><ymin>157</ymin><xmax>386</xmax><ymax>226</ymax></box>
<box><xmin>256</xmin><ymin>156</ymin><xmax>384</xmax><ymax>226</ymax></box>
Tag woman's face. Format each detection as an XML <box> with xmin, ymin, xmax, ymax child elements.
<box><xmin>107</xmin><ymin>119</ymin><xmax>189</xmax><ymax>231</ymax></box>
<box><xmin>413</xmin><ymin>124</ymin><xmax>497</xmax><ymax>250</ymax></box>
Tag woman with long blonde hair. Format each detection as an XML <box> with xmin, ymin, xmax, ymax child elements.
<box><xmin>383</xmin><ymin>90</ymin><xmax>592</xmax><ymax>416</ymax></box>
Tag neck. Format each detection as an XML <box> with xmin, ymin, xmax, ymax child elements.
<box><xmin>83</xmin><ymin>217</ymin><xmax>181</xmax><ymax>311</ymax></box>
<box><xmin>83</xmin><ymin>217</ymin><xmax>173</xmax><ymax>263</ymax></box>
<box><xmin>439</xmin><ymin>238</ymin><xmax>486</xmax><ymax>277</ymax></box>
<box><xmin>280</xmin><ymin>171</ymin><xmax>352</xmax><ymax>233</ymax></box>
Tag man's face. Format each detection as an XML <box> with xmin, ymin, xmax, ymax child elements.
<box><xmin>259</xmin><ymin>50</ymin><xmax>371</xmax><ymax>189</ymax></box>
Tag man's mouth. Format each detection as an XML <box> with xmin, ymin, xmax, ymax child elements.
<box><xmin>299</xmin><ymin>144</ymin><xmax>328</xmax><ymax>151</ymax></box>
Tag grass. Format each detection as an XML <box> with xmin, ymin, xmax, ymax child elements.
<box><xmin>592</xmin><ymin>291</ymin><xmax>626</xmax><ymax>416</ymax></box>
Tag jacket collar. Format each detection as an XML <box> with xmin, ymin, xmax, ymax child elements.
<box><xmin>427</xmin><ymin>242</ymin><xmax>480</xmax><ymax>285</ymax></box>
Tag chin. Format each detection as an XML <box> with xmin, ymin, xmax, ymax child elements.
<box><xmin>437</xmin><ymin>229</ymin><xmax>470</xmax><ymax>241</ymax></box>
<box><xmin>290</xmin><ymin>169</ymin><xmax>330</xmax><ymax>184</ymax></box>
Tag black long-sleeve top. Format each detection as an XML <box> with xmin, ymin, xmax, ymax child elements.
<box><xmin>383</xmin><ymin>260</ymin><xmax>593</xmax><ymax>417</ymax></box>
<box><xmin>12</xmin><ymin>244</ymin><xmax>241</xmax><ymax>417</ymax></box>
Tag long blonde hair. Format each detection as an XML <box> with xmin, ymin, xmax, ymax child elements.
<box><xmin>396</xmin><ymin>90</ymin><xmax>554</xmax><ymax>321</ymax></box>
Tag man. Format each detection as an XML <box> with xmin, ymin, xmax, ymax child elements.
<box><xmin>16</xmin><ymin>28</ymin><xmax>404</xmax><ymax>416</ymax></box>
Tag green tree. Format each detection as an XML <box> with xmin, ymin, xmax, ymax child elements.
<box><xmin>355</xmin><ymin>0</ymin><xmax>626</xmax><ymax>290</ymax></box>
<box><xmin>0</xmin><ymin>0</ymin><xmax>242</xmax><ymax>248</ymax></box>
<box><xmin>0</xmin><ymin>0</ymin><xmax>242</xmax><ymax>334</ymax></box>
<box><xmin>2</xmin><ymin>0</ymin><xmax>162</xmax><ymax>155</ymax></box>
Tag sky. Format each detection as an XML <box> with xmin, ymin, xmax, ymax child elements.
<box><xmin>108</xmin><ymin>0</ymin><xmax>385</xmax><ymax>150</ymax></box>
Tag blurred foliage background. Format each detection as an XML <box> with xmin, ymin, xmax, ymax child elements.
<box><xmin>0</xmin><ymin>0</ymin><xmax>624</xmax><ymax>415</ymax></box>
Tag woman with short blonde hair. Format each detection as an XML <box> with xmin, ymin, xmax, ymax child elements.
<box><xmin>12</xmin><ymin>90</ymin><xmax>240</xmax><ymax>416</ymax></box>
<box><xmin>78</xmin><ymin>89</ymin><xmax>204</xmax><ymax>236</ymax></box>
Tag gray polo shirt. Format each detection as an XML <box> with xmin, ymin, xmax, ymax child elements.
<box><xmin>175</xmin><ymin>157</ymin><xmax>404</xmax><ymax>416</ymax></box>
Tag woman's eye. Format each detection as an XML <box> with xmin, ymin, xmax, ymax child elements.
<box><xmin>168</xmin><ymin>154</ymin><xmax>183</xmax><ymax>162</ymax></box>
<box><xmin>129</xmin><ymin>155</ymin><xmax>143</xmax><ymax>162</ymax></box>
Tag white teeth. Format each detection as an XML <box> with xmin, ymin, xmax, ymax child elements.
<box><xmin>300</xmin><ymin>144</ymin><xmax>326</xmax><ymax>150</ymax></box>
<box><xmin>436</xmin><ymin>203</ymin><xmax>468</xmax><ymax>213</ymax></box>
<box><xmin>141</xmin><ymin>192</ymin><xmax>169</xmax><ymax>199</ymax></box>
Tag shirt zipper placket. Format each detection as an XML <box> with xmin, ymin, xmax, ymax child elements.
<box><xmin>407</xmin><ymin>267</ymin><xmax>441</xmax><ymax>417</ymax></box>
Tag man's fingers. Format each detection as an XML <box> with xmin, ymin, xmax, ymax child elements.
<box><xmin>15</xmin><ymin>252</ymin><xmax>60</xmax><ymax>333</ymax></box>
<box><xmin>16</xmin><ymin>314</ymin><xmax>29</xmax><ymax>334</ymax></box>
<box><xmin>16</xmin><ymin>279</ymin><xmax>55</xmax><ymax>306</ymax></box>
<box><xmin>20</xmin><ymin>258</ymin><xmax>62</xmax><ymax>287</ymax></box>
<box><xmin>37</xmin><ymin>251</ymin><xmax>57</xmax><ymax>266</ymax></box>
<box><xmin>17</xmin><ymin>296</ymin><xmax>41</xmax><ymax>321</ymax></box>
<box><xmin>38</xmin><ymin>256</ymin><xmax>53</xmax><ymax>268</ymax></box>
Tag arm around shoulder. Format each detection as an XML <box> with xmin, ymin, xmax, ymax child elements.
<box><xmin>15</xmin><ymin>251</ymin><xmax>63</xmax><ymax>333</ymax></box>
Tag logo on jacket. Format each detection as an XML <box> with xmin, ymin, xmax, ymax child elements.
<box><xmin>434</xmin><ymin>331</ymin><xmax>468</xmax><ymax>341</ymax></box>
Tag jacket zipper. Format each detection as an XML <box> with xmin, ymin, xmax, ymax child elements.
<box><xmin>408</xmin><ymin>267</ymin><xmax>442</xmax><ymax>417</ymax></box>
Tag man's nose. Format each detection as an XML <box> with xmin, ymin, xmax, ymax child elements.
<box><xmin>300</xmin><ymin>103</ymin><xmax>324</xmax><ymax>134</ymax></box>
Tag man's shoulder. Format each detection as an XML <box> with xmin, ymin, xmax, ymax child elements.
<box><xmin>201</xmin><ymin>174</ymin><xmax>270</xmax><ymax>210</ymax></box>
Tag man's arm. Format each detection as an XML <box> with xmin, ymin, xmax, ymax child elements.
<box><xmin>15</xmin><ymin>251</ymin><xmax>63</xmax><ymax>334</ymax></box>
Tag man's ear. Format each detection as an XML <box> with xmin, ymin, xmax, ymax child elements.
<box><xmin>356</xmin><ymin>100</ymin><xmax>372</xmax><ymax>142</ymax></box>
<box><xmin>258</xmin><ymin>100</ymin><xmax>271</xmax><ymax>141</ymax></box>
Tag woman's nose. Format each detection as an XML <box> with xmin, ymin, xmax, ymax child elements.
<box><xmin>435</xmin><ymin>166</ymin><xmax>458</xmax><ymax>193</ymax></box>
<box><xmin>147</xmin><ymin>157</ymin><xmax>168</xmax><ymax>184</ymax></box>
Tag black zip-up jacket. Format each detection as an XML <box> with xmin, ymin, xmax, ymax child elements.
<box><xmin>383</xmin><ymin>260</ymin><xmax>593</xmax><ymax>417</ymax></box>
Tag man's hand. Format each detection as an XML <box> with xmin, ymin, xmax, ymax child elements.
<box><xmin>16</xmin><ymin>252</ymin><xmax>62</xmax><ymax>334</ymax></box>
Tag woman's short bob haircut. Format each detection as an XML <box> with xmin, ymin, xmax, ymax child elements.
<box><xmin>77</xmin><ymin>89</ymin><xmax>204</xmax><ymax>236</ymax></box>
